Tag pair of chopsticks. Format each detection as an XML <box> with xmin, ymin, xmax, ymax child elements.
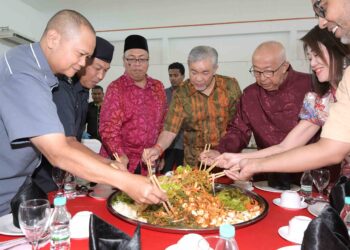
<box><xmin>144</xmin><ymin>150</ymin><xmax>173</xmax><ymax>215</ymax></box>
<box><xmin>209</xmin><ymin>171</ymin><xmax>226</xmax><ymax>181</ymax></box>
<box><xmin>199</xmin><ymin>143</ymin><xmax>211</xmax><ymax>171</ymax></box>
<box><xmin>110</xmin><ymin>152</ymin><xmax>121</xmax><ymax>170</ymax></box>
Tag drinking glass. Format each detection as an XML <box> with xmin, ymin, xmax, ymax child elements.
<box><xmin>18</xmin><ymin>199</ymin><xmax>51</xmax><ymax>250</ymax></box>
<box><xmin>64</xmin><ymin>172</ymin><xmax>76</xmax><ymax>199</ymax></box>
<box><xmin>52</xmin><ymin>167</ymin><xmax>66</xmax><ymax>195</ymax></box>
<box><xmin>312</xmin><ymin>169</ymin><xmax>330</xmax><ymax>201</ymax></box>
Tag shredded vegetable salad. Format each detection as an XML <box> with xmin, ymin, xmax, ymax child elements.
<box><xmin>111</xmin><ymin>165</ymin><xmax>263</xmax><ymax>228</ymax></box>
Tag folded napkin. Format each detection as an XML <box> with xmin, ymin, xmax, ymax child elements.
<box><xmin>10</xmin><ymin>176</ymin><xmax>48</xmax><ymax>228</ymax></box>
<box><xmin>267</xmin><ymin>173</ymin><xmax>291</xmax><ymax>190</ymax></box>
<box><xmin>329</xmin><ymin>176</ymin><xmax>350</xmax><ymax>213</ymax></box>
<box><xmin>89</xmin><ymin>214</ymin><xmax>140</xmax><ymax>250</ymax></box>
<box><xmin>301</xmin><ymin>206</ymin><xmax>350</xmax><ymax>250</ymax></box>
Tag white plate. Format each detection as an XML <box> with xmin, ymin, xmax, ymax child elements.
<box><xmin>278</xmin><ymin>226</ymin><xmax>303</xmax><ymax>244</ymax></box>
<box><xmin>0</xmin><ymin>213</ymin><xmax>24</xmax><ymax>236</ymax></box>
<box><xmin>71</xmin><ymin>211</ymin><xmax>92</xmax><ymax>239</ymax></box>
<box><xmin>307</xmin><ymin>202</ymin><xmax>328</xmax><ymax>217</ymax></box>
<box><xmin>253</xmin><ymin>181</ymin><xmax>300</xmax><ymax>193</ymax></box>
<box><xmin>277</xmin><ymin>245</ymin><xmax>301</xmax><ymax>250</ymax></box>
<box><xmin>273</xmin><ymin>198</ymin><xmax>308</xmax><ymax>210</ymax></box>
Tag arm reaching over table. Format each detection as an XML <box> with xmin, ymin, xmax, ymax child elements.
<box><xmin>230</xmin><ymin>138</ymin><xmax>350</xmax><ymax>181</ymax></box>
<box><xmin>31</xmin><ymin>133</ymin><xmax>167</xmax><ymax>204</ymax></box>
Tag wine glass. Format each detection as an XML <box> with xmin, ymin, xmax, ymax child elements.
<box><xmin>64</xmin><ymin>173</ymin><xmax>76</xmax><ymax>200</ymax></box>
<box><xmin>52</xmin><ymin>167</ymin><xmax>66</xmax><ymax>195</ymax></box>
<box><xmin>18</xmin><ymin>199</ymin><xmax>51</xmax><ymax>250</ymax></box>
<box><xmin>312</xmin><ymin>169</ymin><xmax>330</xmax><ymax>201</ymax></box>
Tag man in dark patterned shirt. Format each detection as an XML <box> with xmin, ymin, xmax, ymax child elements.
<box><xmin>143</xmin><ymin>46</ymin><xmax>242</xmax><ymax>167</ymax></box>
<box><xmin>201</xmin><ymin>41</ymin><xmax>313</xmax><ymax>189</ymax></box>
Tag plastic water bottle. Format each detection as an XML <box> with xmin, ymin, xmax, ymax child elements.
<box><xmin>215</xmin><ymin>224</ymin><xmax>239</xmax><ymax>250</ymax></box>
<box><xmin>340</xmin><ymin>196</ymin><xmax>350</xmax><ymax>234</ymax></box>
<box><xmin>50</xmin><ymin>196</ymin><xmax>71</xmax><ymax>250</ymax></box>
<box><xmin>300</xmin><ymin>171</ymin><xmax>313</xmax><ymax>202</ymax></box>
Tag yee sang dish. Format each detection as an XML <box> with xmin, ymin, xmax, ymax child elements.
<box><xmin>111</xmin><ymin>166</ymin><xmax>264</xmax><ymax>229</ymax></box>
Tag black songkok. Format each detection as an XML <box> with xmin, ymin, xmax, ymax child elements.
<box><xmin>92</xmin><ymin>36</ymin><xmax>115</xmax><ymax>63</ymax></box>
<box><xmin>123</xmin><ymin>35</ymin><xmax>148</xmax><ymax>53</ymax></box>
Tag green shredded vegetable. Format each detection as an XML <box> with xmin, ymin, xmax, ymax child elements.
<box><xmin>216</xmin><ymin>188</ymin><xmax>250</xmax><ymax>211</ymax></box>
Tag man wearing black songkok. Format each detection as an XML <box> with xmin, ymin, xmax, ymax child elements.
<box><xmin>33</xmin><ymin>36</ymin><xmax>117</xmax><ymax>192</ymax></box>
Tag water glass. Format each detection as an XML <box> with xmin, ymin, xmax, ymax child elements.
<box><xmin>52</xmin><ymin>167</ymin><xmax>66</xmax><ymax>195</ymax></box>
<box><xmin>312</xmin><ymin>169</ymin><xmax>330</xmax><ymax>201</ymax></box>
<box><xmin>18</xmin><ymin>199</ymin><xmax>51</xmax><ymax>250</ymax></box>
<box><xmin>64</xmin><ymin>173</ymin><xmax>77</xmax><ymax>199</ymax></box>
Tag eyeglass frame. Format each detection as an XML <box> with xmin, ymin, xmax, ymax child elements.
<box><xmin>313</xmin><ymin>0</ymin><xmax>326</xmax><ymax>18</ymax></box>
<box><xmin>124</xmin><ymin>57</ymin><xmax>149</xmax><ymax>65</ymax></box>
<box><xmin>249</xmin><ymin>61</ymin><xmax>286</xmax><ymax>78</ymax></box>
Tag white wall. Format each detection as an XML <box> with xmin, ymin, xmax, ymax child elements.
<box><xmin>0</xmin><ymin>0</ymin><xmax>46</xmax><ymax>42</ymax></box>
<box><xmin>100</xmin><ymin>18</ymin><xmax>317</xmax><ymax>91</ymax></box>
<box><xmin>0</xmin><ymin>0</ymin><xmax>318</xmax><ymax>92</ymax></box>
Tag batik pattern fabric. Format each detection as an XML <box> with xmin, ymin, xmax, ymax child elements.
<box><xmin>99</xmin><ymin>73</ymin><xmax>167</xmax><ymax>175</ymax></box>
<box><xmin>164</xmin><ymin>74</ymin><xmax>242</xmax><ymax>166</ymax></box>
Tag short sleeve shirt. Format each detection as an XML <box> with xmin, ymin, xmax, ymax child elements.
<box><xmin>0</xmin><ymin>43</ymin><xmax>63</xmax><ymax>216</ymax></box>
<box><xmin>322</xmin><ymin>67</ymin><xmax>350</xmax><ymax>142</ymax></box>
<box><xmin>299</xmin><ymin>90</ymin><xmax>336</xmax><ymax>127</ymax></box>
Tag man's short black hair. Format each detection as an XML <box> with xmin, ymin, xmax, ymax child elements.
<box><xmin>168</xmin><ymin>62</ymin><xmax>185</xmax><ymax>75</ymax></box>
<box><xmin>92</xmin><ymin>85</ymin><xmax>103</xmax><ymax>92</ymax></box>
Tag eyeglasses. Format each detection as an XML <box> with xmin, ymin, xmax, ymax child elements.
<box><xmin>249</xmin><ymin>61</ymin><xmax>285</xmax><ymax>78</ymax></box>
<box><xmin>124</xmin><ymin>58</ymin><xmax>149</xmax><ymax>64</ymax></box>
<box><xmin>313</xmin><ymin>0</ymin><xmax>326</xmax><ymax>18</ymax></box>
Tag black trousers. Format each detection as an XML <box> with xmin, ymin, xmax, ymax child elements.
<box><xmin>161</xmin><ymin>148</ymin><xmax>184</xmax><ymax>174</ymax></box>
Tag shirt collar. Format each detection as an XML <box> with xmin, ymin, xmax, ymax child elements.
<box><xmin>187</xmin><ymin>74</ymin><xmax>222</xmax><ymax>96</ymax></box>
<box><xmin>123</xmin><ymin>72</ymin><xmax>154</xmax><ymax>89</ymax></box>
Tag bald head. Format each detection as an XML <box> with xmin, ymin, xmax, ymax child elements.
<box><xmin>40</xmin><ymin>9</ymin><xmax>96</xmax><ymax>77</ymax></box>
<box><xmin>251</xmin><ymin>41</ymin><xmax>290</xmax><ymax>91</ymax></box>
<box><xmin>42</xmin><ymin>9</ymin><xmax>95</xmax><ymax>41</ymax></box>
<box><xmin>252</xmin><ymin>41</ymin><xmax>286</xmax><ymax>64</ymax></box>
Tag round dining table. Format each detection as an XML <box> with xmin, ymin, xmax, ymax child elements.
<box><xmin>0</xmin><ymin>181</ymin><xmax>314</xmax><ymax>250</ymax></box>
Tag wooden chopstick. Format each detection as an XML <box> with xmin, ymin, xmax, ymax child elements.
<box><xmin>210</xmin><ymin>171</ymin><xmax>226</xmax><ymax>180</ymax></box>
<box><xmin>143</xmin><ymin>149</ymin><xmax>153</xmax><ymax>176</ymax></box>
<box><xmin>199</xmin><ymin>144</ymin><xmax>210</xmax><ymax>171</ymax></box>
<box><xmin>150</xmin><ymin>175</ymin><xmax>173</xmax><ymax>214</ymax></box>
<box><xmin>113</xmin><ymin>152</ymin><xmax>121</xmax><ymax>162</ymax></box>
<box><xmin>206</xmin><ymin>160</ymin><xmax>218</xmax><ymax>173</ymax></box>
<box><xmin>202</xmin><ymin>144</ymin><xmax>211</xmax><ymax>171</ymax></box>
<box><xmin>110</xmin><ymin>163</ymin><xmax>120</xmax><ymax>170</ymax></box>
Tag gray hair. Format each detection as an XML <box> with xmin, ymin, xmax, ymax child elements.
<box><xmin>188</xmin><ymin>46</ymin><xmax>218</xmax><ymax>66</ymax></box>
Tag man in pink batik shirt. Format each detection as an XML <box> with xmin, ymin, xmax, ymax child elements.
<box><xmin>99</xmin><ymin>35</ymin><xmax>167</xmax><ymax>175</ymax></box>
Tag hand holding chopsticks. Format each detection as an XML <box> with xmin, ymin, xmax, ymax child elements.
<box><xmin>144</xmin><ymin>150</ymin><xmax>173</xmax><ymax>215</ymax></box>
<box><xmin>199</xmin><ymin>143</ymin><xmax>211</xmax><ymax>170</ymax></box>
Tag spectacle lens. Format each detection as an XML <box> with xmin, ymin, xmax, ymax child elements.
<box><xmin>313</xmin><ymin>0</ymin><xmax>325</xmax><ymax>18</ymax></box>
